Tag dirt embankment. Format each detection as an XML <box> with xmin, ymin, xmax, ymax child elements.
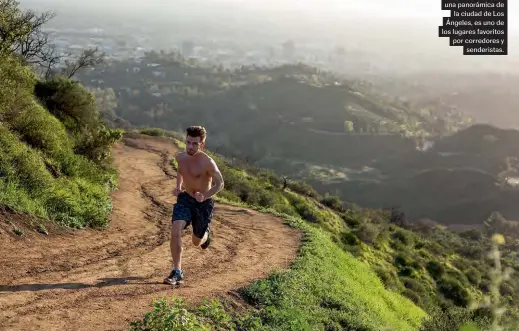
<box><xmin>0</xmin><ymin>133</ymin><xmax>301</xmax><ymax>331</ymax></box>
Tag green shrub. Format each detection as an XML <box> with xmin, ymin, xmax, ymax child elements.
<box><xmin>341</xmin><ymin>231</ymin><xmax>360</xmax><ymax>246</ymax></box>
<box><xmin>374</xmin><ymin>266</ymin><xmax>402</xmax><ymax>292</ymax></box>
<box><xmin>464</xmin><ymin>267</ymin><xmax>482</xmax><ymax>286</ymax></box>
<box><xmin>394</xmin><ymin>253</ymin><xmax>413</xmax><ymax>269</ymax></box>
<box><xmin>401</xmin><ymin>277</ymin><xmax>427</xmax><ymax>293</ymax></box>
<box><xmin>457</xmin><ymin>244</ymin><xmax>486</xmax><ymax>260</ymax></box>
<box><xmin>403</xmin><ymin>289</ymin><xmax>423</xmax><ymax>306</ymax></box>
<box><xmin>291</xmin><ymin>199</ymin><xmax>320</xmax><ymax>223</ymax></box>
<box><xmin>426</xmin><ymin>241</ymin><xmax>447</xmax><ymax>256</ymax></box>
<box><xmin>437</xmin><ymin>276</ymin><xmax>472</xmax><ymax>307</ymax></box>
<box><xmin>341</xmin><ymin>211</ymin><xmax>361</xmax><ymax>228</ymax></box>
<box><xmin>34</xmin><ymin>77</ymin><xmax>99</xmax><ymax>131</ymax></box>
<box><xmin>34</xmin><ymin>76</ymin><xmax>123</xmax><ymax>165</ymax></box>
<box><xmin>391</xmin><ymin>229</ymin><xmax>414</xmax><ymax>246</ymax></box>
<box><xmin>354</xmin><ymin>223</ymin><xmax>380</xmax><ymax>244</ymax></box>
<box><xmin>459</xmin><ymin>229</ymin><xmax>484</xmax><ymax>241</ymax></box>
<box><xmin>320</xmin><ymin>194</ymin><xmax>345</xmax><ymax>212</ymax></box>
<box><xmin>419</xmin><ymin>307</ymin><xmax>491</xmax><ymax>331</ymax></box>
<box><xmin>7</xmin><ymin>98</ymin><xmax>73</xmax><ymax>158</ymax></box>
<box><xmin>140</xmin><ymin>127</ymin><xmax>165</xmax><ymax>137</ymax></box>
<box><xmin>452</xmin><ymin>258</ymin><xmax>472</xmax><ymax>271</ymax></box>
<box><xmin>427</xmin><ymin>260</ymin><xmax>446</xmax><ymax>280</ymax></box>
<box><xmin>287</xmin><ymin>180</ymin><xmax>320</xmax><ymax>198</ymax></box>
<box><xmin>445</xmin><ymin>269</ymin><xmax>469</xmax><ymax>285</ymax></box>
<box><xmin>500</xmin><ymin>281</ymin><xmax>515</xmax><ymax>298</ymax></box>
<box><xmin>129</xmin><ymin>298</ymin><xmax>212</xmax><ymax>331</ymax></box>
<box><xmin>0</xmin><ymin>55</ymin><xmax>119</xmax><ymax>228</ymax></box>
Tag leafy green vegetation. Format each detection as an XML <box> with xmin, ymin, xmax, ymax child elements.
<box><xmin>0</xmin><ymin>9</ymin><xmax>122</xmax><ymax>228</ymax></box>
<box><xmin>134</xmin><ymin>129</ymin><xmax>519</xmax><ymax>331</ymax></box>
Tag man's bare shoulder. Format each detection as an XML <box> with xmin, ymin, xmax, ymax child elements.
<box><xmin>199</xmin><ymin>152</ymin><xmax>217</xmax><ymax>168</ymax></box>
<box><xmin>197</xmin><ymin>152</ymin><xmax>211</xmax><ymax>163</ymax></box>
<box><xmin>175</xmin><ymin>152</ymin><xmax>187</xmax><ymax>161</ymax></box>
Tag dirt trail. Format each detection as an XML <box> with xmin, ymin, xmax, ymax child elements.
<box><xmin>0</xmin><ymin>133</ymin><xmax>301</xmax><ymax>331</ymax></box>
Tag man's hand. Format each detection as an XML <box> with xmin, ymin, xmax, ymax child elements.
<box><xmin>173</xmin><ymin>187</ymin><xmax>182</xmax><ymax>196</ymax></box>
<box><xmin>194</xmin><ymin>191</ymin><xmax>205</xmax><ymax>202</ymax></box>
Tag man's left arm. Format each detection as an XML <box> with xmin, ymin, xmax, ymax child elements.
<box><xmin>204</xmin><ymin>159</ymin><xmax>225</xmax><ymax>200</ymax></box>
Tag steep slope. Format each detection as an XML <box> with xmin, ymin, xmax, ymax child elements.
<box><xmin>128</xmin><ymin>129</ymin><xmax>519</xmax><ymax>331</ymax></box>
<box><xmin>0</xmin><ymin>133</ymin><xmax>301</xmax><ymax>331</ymax></box>
<box><xmin>0</xmin><ymin>56</ymin><xmax>122</xmax><ymax>229</ymax></box>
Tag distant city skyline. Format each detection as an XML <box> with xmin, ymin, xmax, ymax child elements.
<box><xmin>20</xmin><ymin>0</ymin><xmax>518</xmax><ymax>33</ymax></box>
<box><xmin>18</xmin><ymin>0</ymin><xmax>519</xmax><ymax>70</ymax></box>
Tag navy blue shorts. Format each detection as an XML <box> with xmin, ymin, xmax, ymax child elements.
<box><xmin>172</xmin><ymin>192</ymin><xmax>214</xmax><ymax>239</ymax></box>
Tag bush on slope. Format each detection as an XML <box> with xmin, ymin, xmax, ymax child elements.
<box><xmin>0</xmin><ymin>55</ymin><xmax>122</xmax><ymax>228</ymax></box>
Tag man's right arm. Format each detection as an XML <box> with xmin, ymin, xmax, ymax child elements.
<box><xmin>176</xmin><ymin>173</ymin><xmax>183</xmax><ymax>190</ymax></box>
<box><xmin>174</xmin><ymin>154</ymin><xmax>184</xmax><ymax>194</ymax></box>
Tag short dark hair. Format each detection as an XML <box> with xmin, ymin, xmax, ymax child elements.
<box><xmin>186</xmin><ymin>125</ymin><xmax>207</xmax><ymax>141</ymax></box>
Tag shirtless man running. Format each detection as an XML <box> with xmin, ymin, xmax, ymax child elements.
<box><xmin>164</xmin><ymin>125</ymin><xmax>225</xmax><ymax>285</ymax></box>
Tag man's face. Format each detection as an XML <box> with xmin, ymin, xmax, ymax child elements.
<box><xmin>186</xmin><ymin>135</ymin><xmax>204</xmax><ymax>156</ymax></box>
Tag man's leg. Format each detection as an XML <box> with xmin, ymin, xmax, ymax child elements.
<box><xmin>164</xmin><ymin>197</ymin><xmax>191</xmax><ymax>285</ymax></box>
<box><xmin>170</xmin><ymin>220</ymin><xmax>186</xmax><ymax>270</ymax></box>
<box><xmin>191</xmin><ymin>199</ymin><xmax>214</xmax><ymax>249</ymax></box>
<box><xmin>191</xmin><ymin>228</ymin><xmax>209</xmax><ymax>247</ymax></box>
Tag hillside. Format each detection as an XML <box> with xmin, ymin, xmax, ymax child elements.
<box><xmin>2</xmin><ymin>3</ymin><xmax>519</xmax><ymax>331</ymax></box>
<box><xmin>3</xmin><ymin>121</ymin><xmax>518</xmax><ymax>330</ymax></box>
<box><xmin>432</xmin><ymin>124</ymin><xmax>519</xmax><ymax>157</ymax></box>
<box><xmin>0</xmin><ymin>133</ymin><xmax>302</xmax><ymax>330</ymax></box>
<box><xmin>0</xmin><ymin>55</ymin><xmax>122</xmax><ymax>229</ymax></box>
<box><xmin>0</xmin><ymin>3</ymin><xmax>424</xmax><ymax>331</ymax></box>
<box><xmin>310</xmin><ymin>124</ymin><xmax>519</xmax><ymax>226</ymax></box>
<box><xmin>129</xmin><ymin>129</ymin><xmax>519</xmax><ymax>331</ymax></box>
<box><xmin>368</xmin><ymin>71</ymin><xmax>519</xmax><ymax>129</ymax></box>
<box><xmin>76</xmin><ymin>51</ymin><xmax>471</xmax><ymax>139</ymax></box>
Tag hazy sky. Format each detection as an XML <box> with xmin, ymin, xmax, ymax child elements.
<box><xmin>23</xmin><ymin>0</ymin><xmax>519</xmax><ymax>33</ymax></box>
<box><xmin>20</xmin><ymin>0</ymin><xmax>519</xmax><ymax>70</ymax></box>
<box><xmin>22</xmin><ymin>0</ymin><xmax>516</xmax><ymax>17</ymax></box>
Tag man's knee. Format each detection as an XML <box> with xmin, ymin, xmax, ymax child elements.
<box><xmin>171</xmin><ymin>220</ymin><xmax>186</xmax><ymax>240</ymax></box>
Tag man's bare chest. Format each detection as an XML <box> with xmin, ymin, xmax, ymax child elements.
<box><xmin>178</xmin><ymin>161</ymin><xmax>207</xmax><ymax>179</ymax></box>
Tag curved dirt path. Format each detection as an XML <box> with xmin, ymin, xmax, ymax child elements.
<box><xmin>0</xmin><ymin>133</ymin><xmax>301</xmax><ymax>331</ymax></box>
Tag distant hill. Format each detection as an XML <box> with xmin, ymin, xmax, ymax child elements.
<box><xmin>432</xmin><ymin>124</ymin><xmax>519</xmax><ymax>157</ymax></box>
<box><xmin>369</xmin><ymin>72</ymin><xmax>519</xmax><ymax>130</ymax></box>
<box><xmin>312</xmin><ymin>125</ymin><xmax>519</xmax><ymax>225</ymax></box>
<box><xmin>76</xmin><ymin>52</ymin><xmax>471</xmax><ymax>140</ymax></box>
<box><xmin>74</xmin><ymin>51</ymin><xmax>518</xmax><ymax>228</ymax></box>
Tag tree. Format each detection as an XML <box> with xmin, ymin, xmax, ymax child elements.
<box><xmin>34</xmin><ymin>76</ymin><xmax>122</xmax><ymax>163</ymax></box>
<box><xmin>61</xmin><ymin>47</ymin><xmax>105</xmax><ymax>79</ymax></box>
<box><xmin>0</xmin><ymin>0</ymin><xmax>104</xmax><ymax>79</ymax></box>
<box><xmin>0</xmin><ymin>0</ymin><xmax>55</xmax><ymax>62</ymax></box>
